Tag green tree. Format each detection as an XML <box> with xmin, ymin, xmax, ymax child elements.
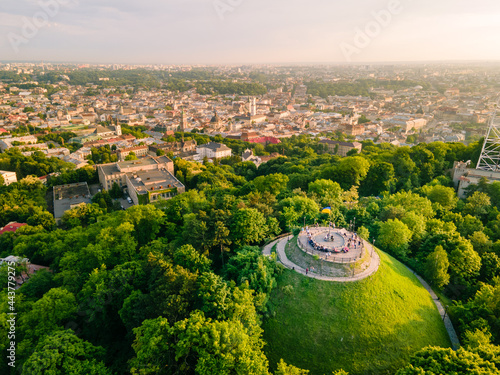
<box><xmin>225</xmin><ymin>246</ymin><xmax>277</xmax><ymax>297</ymax></box>
<box><xmin>382</xmin><ymin>191</ymin><xmax>434</xmax><ymax>218</ymax></box>
<box><xmin>328</xmin><ymin>156</ymin><xmax>370</xmax><ymax>189</ymax></box>
<box><xmin>19</xmin><ymin>287</ymin><xmax>78</xmax><ymax>344</ymax></box>
<box><xmin>195</xmin><ymin>272</ymin><xmax>231</xmax><ymax>320</ymax></box>
<box><xmin>464</xmin><ymin>191</ymin><xmax>491</xmax><ymax>218</ymax></box>
<box><xmin>125</xmin><ymin>152</ymin><xmax>138</xmax><ymax>161</ymax></box>
<box><xmin>109</xmin><ymin>182</ymin><xmax>123</xmax><ymax>199</ymax></box>
<box><xmin>26</xmin><ymin>206</ymin><xmax>55</xmax><ymax>230</ymax></box>
<box><xmin>395</xmin><ymin>346</ymin><xmax>500</xmax><ymax>375</ymax></box>
<box><xmin>357</xmin><ymin>226</ymin><xmax>370</xmax><ymax>241</ymax></box>
<box><xmin>130</xmin><ymin>312</ymin><xmax>270</xmax><ymax>375</ymax></box>
<box><xmin>448</xmin><ymin>240</ymin><xmax>482</xmax><ymax>285</ymax></box>
<box><xmin>278</xmin><ymin>196</ymin><xmax>319</xmax><ymax>225</ymax></box>
<box><xmin>469</xmin><ymin>231</ymin><xmax>492</xmax><ymax>255</ymax></box>
<box><xmin>253</xmin><ymin>173</ymin><xmax>289</xmax><ymax>196</ymax></box>
<box><xmin>212</xmin><ymin>221</ymin><xmax>232</xmax><ymax>266</ymax></box>
<box><xmin>275</xmin><ymin>359</ymin><xmax>309</xmax><ymax>375</ymax></box>
<box><xmin>281</xmin><ymin>206</ymin><xmax>300</xmax><ymax>230</ymax></box>
<box><xmin>22</xmin><ymin>330</ymin><xmax>111</xmax><ymax>375</ymax></box>
<box><xmin>424</xmin><ymin>245</ymin><xmax>450</xmax><ymax>289</ymax></box>
<box><xmin>308</xmin><ymin>179</ymin><xmax>343</xmax><ymax>208</ymax></box>
<box><xmin>360</xmin><ymin>162</ymin><xmax>395</xmax><ymax>197</ymax></box>
<box><xmin>231</xmin><ymin>208</ymin><xmax>268</xmax><ymax>246</ymax></box>
<box><xmin>479</xmin><ymin>252</ymin><xmax>500</xmax><ymax>281</ymax></box>
<box><xmin>377</xmin><ymin>219</ymin><xmax>413</xmax><ymax>258</ymax></box>
<box><xmin>254</xmin><ymin>143</ymin><xmax>266</xmax><ymax>156</ymax></box>
<box><xmin>61</xmin><ymin>203</ymin><xmax>105</xmax><ymax>228</ymax></box>
<box><xmin>401</xmin><ymin>212</ymin><xmax>427</xmax><ymax>244</ymax></box>
<box><xmin>173</xmin><ymin>244</ymin><xmax>211</xmax><ymax>273</ymax></box>
<box><xmin>421</xmin><ymin>184</ymin><xmax>458</xmax><ymax>211</ymax></box>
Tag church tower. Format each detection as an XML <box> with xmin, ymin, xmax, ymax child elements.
<box><xmin>210</xmin><ymin>108</ymin><xmax>222</xmax><ymax>129</ymax></box>
<box><xmin>180</xmin><ymin>109</ymin><xmax>188</xmax><ymax>132</ymax></box>
<box><xmin>249</xmin><ymin>97</ymin><xmax>257</xmax><ymax>116</ymax></box>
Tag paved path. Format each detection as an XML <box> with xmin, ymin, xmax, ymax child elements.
<box><xmin>263</xmin><ymin>239</ymin><xmax>279</xmax><ymax>256</ymax></box>
<box><xmin>406</xmin><ymin>268</ymin><xmax>461</xmax><ymax>350</ymax></box>
<box><xmin>273</xmin><ymin>236</ymin><xmax>381</xmax><ymax>282</ymax></box>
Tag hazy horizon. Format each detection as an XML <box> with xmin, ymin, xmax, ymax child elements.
<box><xmin>2</xmin><ymin>0</ymin><xmax>500</xmax><ymax>65</ymax></box>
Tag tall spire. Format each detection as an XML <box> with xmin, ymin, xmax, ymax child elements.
<box><xmin>180</xmin><ymin>108</ymin><xmax>187</xmax><ymax>132</ymax></box>
<box><xmin>477</xmin><ymin>98</ymin><xmax>500</xmax><ymax>172</ymax></box>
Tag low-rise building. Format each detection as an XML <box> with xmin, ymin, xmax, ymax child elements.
<box><xmin>242</xmin><ymin>149</ymin><xmax>262</xmax><ymax>166</ymax></box>
<box><xmin>117</xmin><ymin>145</ymin><xmax>149</xmax><ymax>161</ymax></box>
<box><xmin>53</xmin><ymin>182</ymin><xmax>92</xmax><ymax>223</ymax></box>
<box><xmin>319</xmin><ymin>140</ymin><xmax>363</xmax><ymax>157</ymax></box>
<box><xmin>196</xmin><ymin>142</ymin><xmax>232</xmax><ymax>159</ymax></box>
<box><xmin>0</xmin><ymin>170</ymin><xmax>17</xmax><ymax>185</ymax></box>
<box><xmin>0</xmin><ymin>222</ymin><xmax>27</xmax><ymax>235</ymax></box>
<box><xmin>149</xmin><ymin>139</ymin><xmax>197</xmax><ymax>156</ymax></box>
<box><xmin>97</xmin><ymin>155</ymin><xmax>175</xmax><ymax>190</ymax></box>
<box><xmin>126</xmin><ymin>169</ymin><xmax>185</xmax><ymax>205</ymax></box>
<box><xmin>340</xmin><ymin>123</ymin><xmax>366</xmax><ymax>136</ymax></box>
<box><xmin>453</xmin><ymin>161</ymin><xmax>500</xmax><ymax>198</ymax></box>
<box><xmin>0</xmin><ymin>135</ymin><xmax>38</xmax><ymax>151</ymax></box>
<box><xmin>386</xmin><ymin>115</ymin><xmax>427</xmax><ymax>133</ymax></box>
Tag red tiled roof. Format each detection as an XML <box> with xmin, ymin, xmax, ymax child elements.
<box><xmin>249</xmin><ymin>136</ymin><xmax>281</xmax><ymax>145</ymax></box>
<box><xmin>0</xmin><ymin>222</ymin><xmax>27</xmax><ymax>235</ymax></box>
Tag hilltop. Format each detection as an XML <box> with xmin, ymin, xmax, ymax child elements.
<box><xmin>263</xmin><ymin>250</ymin><xmax>451</xmax><ymax>375</ymax></box>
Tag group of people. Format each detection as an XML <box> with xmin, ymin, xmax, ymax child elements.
<box><xmin>342</xmin><ymin>232</ymin><xmax>363</xmax><ymax>251</ymax></box>
<box><xmin>302</xmin><ymin>222</ymin><xmax>366</xmax><ymax>255</ymax></box>
<box><xmin>304</xmin><ymin>226</ymin><xmax>349</xmax><ymax>254</ymax></box>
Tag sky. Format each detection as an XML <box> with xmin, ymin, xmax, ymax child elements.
<box><xmin>1</xmin><ymin>0</ymin><xmax>500</xmax><ymax>64</ymax></box>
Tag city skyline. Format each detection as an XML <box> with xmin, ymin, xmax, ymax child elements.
<box><xmin>2</xmin><ymin>0</ymin><xmax>500</xmax><ymax>64</ymax></box>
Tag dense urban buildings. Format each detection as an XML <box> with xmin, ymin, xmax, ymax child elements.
<box><xmin>1</xmin><ymin>61</ymin><xmax>500</xmax><ymax>375</ymax></box>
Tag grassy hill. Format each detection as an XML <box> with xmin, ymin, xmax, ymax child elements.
<box><xmin>262</xmin><ymin>250</ymin><xmax>451</xmax><ymax>375</ymax></box>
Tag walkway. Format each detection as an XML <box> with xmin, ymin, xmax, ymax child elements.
<box><xmin>273</xmin><ymin>236</ymin><xmax>380</xmax><ymax>283</ymax></box>
<box><xmin>407</xmin><ymin>268</ymin><xmax>461</xmax><ymax>350</ymax></box>
<box><xmin>263</xmin><ymin>239</ymin><xmax>279</xmax><ymax>256</ymax></box>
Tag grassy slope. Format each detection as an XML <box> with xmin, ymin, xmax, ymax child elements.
<box><xmin>262</xmin><ymin>250</ymin><xmax>451</xmax><ymax>375</ymax></box>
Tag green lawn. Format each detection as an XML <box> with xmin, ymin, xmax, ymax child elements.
<box><xmin>262</xmin><ymin>250</ymin><xmax>451</xmax><ymax>375</ymax></box>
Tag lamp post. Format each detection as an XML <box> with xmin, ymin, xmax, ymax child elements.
<box><xmin>443</xmin><ymin>305</ymin><xmax>449</xmax><ymax>321</ymax></box>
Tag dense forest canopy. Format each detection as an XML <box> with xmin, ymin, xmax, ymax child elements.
<box><xmin>1</xmin><ymin>135</ymin><xmax>500</xmax><ymax>374</ymax></box>
<box><xmin>306</xmin><ymin>79</ymin><xmax>432</xmax><ymax>99</ymax></box>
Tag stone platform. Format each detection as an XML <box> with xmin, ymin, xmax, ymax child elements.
<box><xmin>298</xmin><ymin>227</ymin><xmax>364</xmax><ymax>263</ymax></box>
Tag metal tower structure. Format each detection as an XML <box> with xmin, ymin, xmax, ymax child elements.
<box><xmin>477</xmin><ymin>98</ymin><xmax>500</xmax><ymax>172</ymax></box>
